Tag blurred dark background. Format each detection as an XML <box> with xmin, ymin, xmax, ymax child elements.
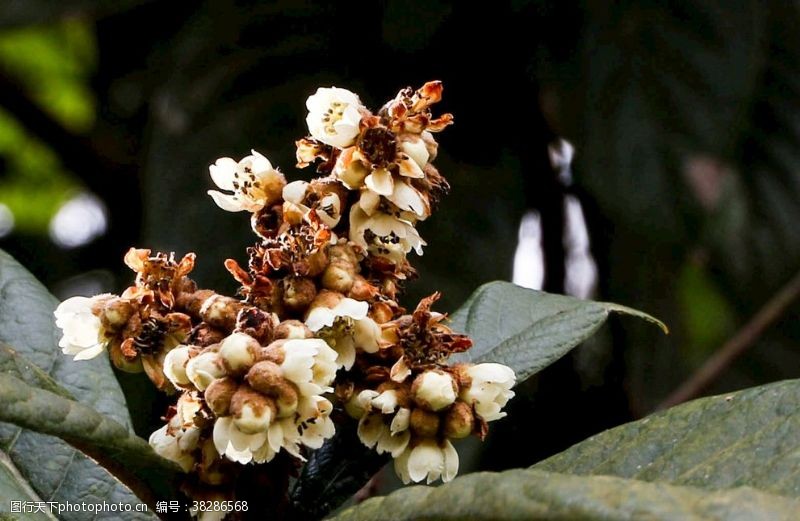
<box><xmin>2</xmin><ymin>0</ymin><xmax>800</xmax><ymax>481</ymax></box>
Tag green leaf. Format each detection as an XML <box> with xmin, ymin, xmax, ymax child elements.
<box><xmin>535</xmin><ymin>379</ymin><xmax>800</xmax><ymax>496</ymax></box>
<box><xmin>0</xmin><ymin>249</ymin><xmax>158</xmax><ymax>518</ymax></box>
<box><xmin>330</xmin><ymin>468</ymin><xmax>799</xmax><ymax>521</ymax></box>
<box><xmin>0</xmin><ymin>373</ymin><xmax>181</xmax><ymax>507</ymax></box>
<box><xmin>449</xmin><ymin>281</ymin><xmax>666</xmax><ymax>382</ymax></box>
<box><xmin>0</xmin><ymin>452</ymin><xmax>55</xmax><ymax>521</ymax></box>
<box><xmin>0</xmin><ymin>344</ymin><xmax>72</xmax><ymax>400</ymax></box>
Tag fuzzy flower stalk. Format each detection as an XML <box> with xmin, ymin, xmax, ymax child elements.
<box><xmin>54</xmin><ymin>81</ymin><xmax>515</xmax><ymax>515</ymax></box>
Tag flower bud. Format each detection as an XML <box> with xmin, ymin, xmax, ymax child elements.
<box><xmin>410</xmin><ymin>408</ymin><xmax>440</xmax><ymax>437</ymax></box>
<box><xmin>164</xmin><ymin>345</ymin><xmax>192</xmax><ymax>386</ymax></box>
<box><xmin>109</xmin><ymin>340</ymin><xmax>144</xmax><ymax>373</ymax></box>
<box><xmin>412</xmin><ymin>370</ymin><xmax>457</xmax><ymax>411</ymax></box>
<box><xmin>246</xmin><ymin>361</ymin><xmax>298</xmax><ymax>418</ymax></box>
<box><xmin>443</xmin><ymin>401</ymin><xmax>474</xmax><ymax>439</ymax></box>
<box><xmin>204</xmin><ymin>376</ymin><xmax>239</xmax><ymax>416</ymax></box>
<box><xmin>348</xmin><ymin>275</ymin><xmax>379</xmax><ymax>301</ymax></box>
<box><xmin>185</xmin><ymin>351</ymin><xmax>226</xmax><ymax>391</ymax></box>
<box><xmin>230</xmin><ymin>386</ymin><xmax>276</xmax><ymax>434</ymax></box>
<box><xmin>282</xmin><ymin>277</ymin><xmax>317</xmax><ymax>313</ymax></box>
<box><xmin>99</xmin><ymin>297</ymin><xmax>134</xmax><ymax>329</ymax></box>
<box><xmin>273</xmin><ymin>320</ymin><xmax>313</xmax><ymax>340</ymax></box>
<box><xmin>321</xmin><ymin>244</ymin><xmax>358</xmax><ymax>293</ymax></box>
<box><xmin>219</xmin><ymin>332</ymin><xmax>259</xmax><ymax>374</ymax></box>
<box><xmin>345</xmin><ymin>389</ymin><xmax>379</xmax><ymax>419</ymax></box>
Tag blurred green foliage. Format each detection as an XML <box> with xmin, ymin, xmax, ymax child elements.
<box><xmin>0</xmin><ymin>21</ymin><xmax>94</xmax><ymax>233</ymax></box>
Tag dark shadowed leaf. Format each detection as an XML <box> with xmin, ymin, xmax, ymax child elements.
<box><xmin>535</xmin><ymin>379</ymin><xmax>800</xmax><ymax>497</ymax></box>
<box><xmin>330</xmin><ymin>468</ymin><xmax>799</xmax><ymax>521</ymax></box>
<box><xmin>449</xmin><ymin>281</ymin><xmax>666</xmax><ymax>382</ymax></box>
<box><xmin>0</xmin><ymin>249</ymin><xmax>157</xmax><ymax>519</ymax></box>
<box><xmin>0</xmin><ymin>373</ymin><xmax>181</xmax><ymax>509</ymax></box>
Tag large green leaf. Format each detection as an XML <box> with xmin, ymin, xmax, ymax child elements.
<box><xmin>330</xmin><ymin>468</ymin><xmax>799</xmax><ymax>521</ymax></box>
<box><xmin>0</xmin><ymin>249</ymin><xmax>156</xmax><ymax>519</ymax></box>
<box><xmin>535</xmin><ymin>379</ymin><xmax>800</xmax><ymax>496</ymax></box>
<box><xmin>449</xmin><ymin>282</ymin><xmax>666</xmax><ymax>382</ymax></box>
<box><xmin>0</xmin><ymin>373</ymin><xmax>180</xmax><ymax>508</ymax></box>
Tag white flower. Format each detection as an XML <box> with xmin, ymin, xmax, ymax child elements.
<box><xmin>278</xmin><ymin>338</ymin><xmax>339</xmax><ymax>396</ymax></box>
<box><xmin>295</xmin><ymin>395</ymin><xmax>336</xmax><ymax>449</ymax></box>
<box><xmin>149</xmin><ymin>414</ymin><xmax>201</xmax><ymax>472</ymax></box>
<box><xmin>305</xmin><ymin>87</ymin><xmax>364</xmax><ymax>148</ymax></box>
<box><xmin>356</xmin><ymin>391</ymin><xmax>411</xmax><ymax>458</ymax></box>
<box><xmin>394</xmin><ymin>438</ymin><xmax>459</xmax><ymax>484</ymax></box>
<box><xmin>208</xmin><ymin>150</ymin><xmax>286</xmax><ymax>213</ymax></box>
<box><xmin>305</xmin><ymin>297</ymin><xmax>381</xmax><ymax>370</ymax></box>
<box><xmin>164</xmin><ymin>345</ymin><xmax>192</xmax><ymax>387</ymax></box>
<box><xmin>460</xmin><ymin>363</ymin><xmax>516</xmax><ymax>422</ymax></box>
<box><xmin>213</xmin><ymin>417</ymin><xmax>269</xmax><ymax>464</ymax></box>
<box><xmin>282</xmin><ymin>180</ymin><xmax>342</xmax><ymax>228</ymax></box>
<box><xmin>371</xmin><ymin>389</ymin><xmax>399</xmax><ymax>414</ymax></box>
<box><xmin>413</xmin><ymin>371</ymin><xmax>457</xmax><ymax>411</ymax></box>
<box><xmin>185</xmin><ymin>351</ymin><xmax>226</xmax><ymax>391</ymax></box>
<box><xmin>55</xmin><ymin>294</ymin><xmax>114</xmax><ymax>361</ymax></box>
<box><xmin>333</xmin><ymin>140</ymin><xmax>429</xmax><ymax>219</ymax></box>
<box><xmin>349</xmin><ymin>204</ymin><xmax>425</xmax><ymax>265</ymax></box>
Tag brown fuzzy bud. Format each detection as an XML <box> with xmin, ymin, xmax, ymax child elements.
<box><xmin>348</xmin><ymin>275</ymin><xmax>379</xmax><ymax>301</ymax></box>
<box><xmin>309</xmin><ymin>289</ymin><xmax>343</xmax><ymax>310</ymax></box>
<box><xmin>321</xmin><ymin>244</ymin><xmax>359</xmax><ymax>293</ymax></box>
<box><xmin>410</xmin><ymin>408</ymin><xmax>440</xmax><ymax>437</ymax></box>
<box><xmin>256</xmin><ymin>339</ymin><xmax>288</xmax><ymax>364</ymax></box>
<box><xmin>282</xmin><ymin>277</ymin><xmax>317</xmax><ymax>313</ymax></box>
<box><xmin>198</xmin><ymin>292</ymin><xmax>243</xmax><ymax>331</ymax></box>
<box><xmin>443</xmin><ymin>401</ymin><xmax>474</xmax><ymax>439</ymax></box>
<box><xmin>371</xmin><ymin>302</ymin><xmax>395</xmax><ymax>324</ymax></box>
<box><xmin>245</xmin><ymin>361</ymin><xmax>284</xmax><ymax>394</ymax></box>
<box><xmin>204</xmin><ymin>376</ymin><xmax>238</xmax><ymax>416</ymax></box>
<box><xmin>230</xmin><ymin>385</ymin><xmax>276</xmax><ymax>434</ymax></box>
<box><xmin>273</xmin><ymin>320</ymin><xmax>313</xmax><ymax>340</ymax></box>
<box><xmin>98</xmin><ymin>298</ymin><xmax>135</xmax><ymax>330</ymax></box>
<box><xmin>246</xmin><ymin>361</ymin><xmax>299</xmax><ymax>418</ymax></box>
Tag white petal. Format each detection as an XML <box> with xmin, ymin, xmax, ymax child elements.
<box><xmin>357</xmin><ymin>413</ymin><xmax>384</xmax><ymax>448</ymax></box>
<box><xmin>365</xmin><ymin>168</ymin><xmax>394</xmax><ymax>196</ymax></box>
<box><xmin>376</xmin><ymin>428</ymin><xmax>410</xmax><ymax>458</ymax></box>
<box><xmin>207</xmin><ymin>190</ymin><xmax>245</xmax><ymax>212</ymax></box>
<box><xmin>394</xmin><ymin>447</ymin><xmax>412</xmax><ymax>484</ymax></box>
<box><xmin>390</xmin><ymin>407</ymin><xmax>410</xmax><ymax>434</ymax></box>
<box><xmin>359</xmin><ymin>190</ymin><xmax>380</xmax><ymax>216</ymax></box>
<box><xmin>372</xmin><ymin>390</ymin><xmax>398</xmax><ymax>414</ymax></box>
<box><xmin>408</xmin><ymin>440</ymin><xmax>443</xmax><ymax>484</ymax></box>
<box><xmin>305</xmin><ymin>307</ymin><xmax>338</xmax><ymax>331</ymax></box>
<box><xmin>388</xmin><ymin>181</ymin><xmax>427</xmax><ymax>217</ymax></box>
<box><xmin>401</xmin><ymin>138</ymin><xmax>430</xmax><ymax>168</ymax></box>
<box><xmin>442</xmin><ymin>439</ymin><xmax>459</xmax><ymax>482</ymax></box>
<box><xmin>209</xmin><ymin>157</ymin><xmax>237</xmax><ymax>190</ymax></box>
<box><xmin>353</xmin><ymin>317</ymin><xmax>381</xmax><ymax>353</ymax></box>
<box><xmin>332</xmin><ymin>298</ymin><xmax>369</xmax><ymax>320</ymax></box>
<box><xmin>71</xmin><ymin>342</ymin><xmax>105</xmax><ymax>361</ymax></box>
<box><xmin>397</xmin><ymin>155</ymin><xmax>425</xmax><ymax>179</ymax></box>
<box><xmin>247</xmin><ymin>149</ymin><xmax>273</xmax><ymax>173</ymax></box>
<box><xmin>335</xmin><ymin>336</ymin><xmax>356</xmax><ymax>370</ymax></box>
<box><xmin>282</xmin><ymin>180</ymin><xmax>309</xmax><ymax>204</ymax></box>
